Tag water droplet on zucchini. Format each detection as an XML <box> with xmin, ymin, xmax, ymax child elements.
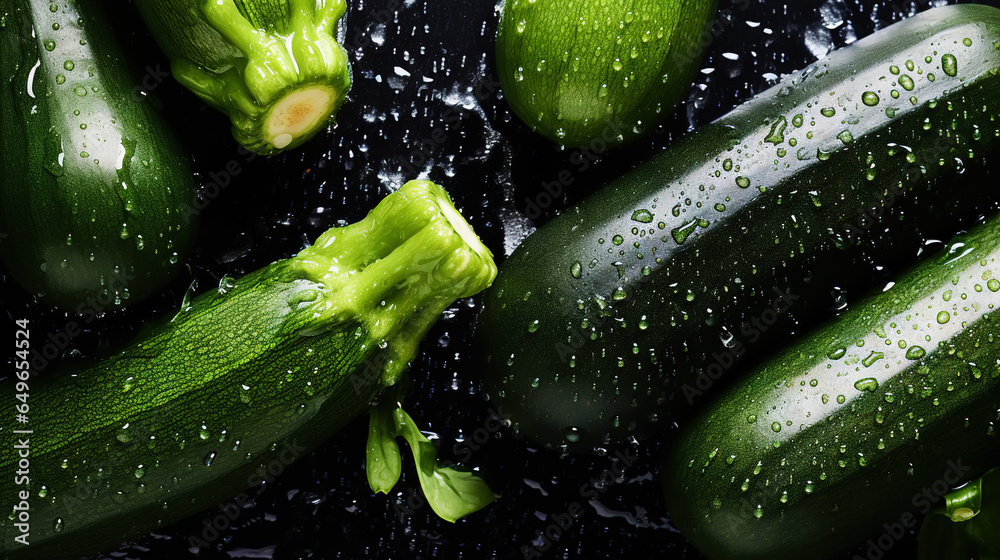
<box><xmin>563</xmin><ymin>426</ymin><xmax>583</xmax><ymax>443</ymax></box>
<box><xmin>854</xmin><ymin>378</ymin><xmax>879</xmax><ymax>392</ymax></box>
<box><xmin>631</xmin><ymin>209</ymin><xmax>653</xmax><ymax>223</ymax></box>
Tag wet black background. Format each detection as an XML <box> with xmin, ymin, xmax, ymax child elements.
<box><xmin>4</xmin><ymin>0</ymin><xmax>1000</xmax><ymax>558</ymax></box>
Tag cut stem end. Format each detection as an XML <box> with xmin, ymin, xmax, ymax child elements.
<box><xmin>265</xmin><ymin>85</ymin><xmax>338</xmax><ymax>150</ymax></box>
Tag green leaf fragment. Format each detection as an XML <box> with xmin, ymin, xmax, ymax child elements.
<box><xmin>366</xmin><ymin>399</ymin><xmax>403</xmax><ymax>494</ymax></box>
<box><xmin>364</xmin><ymin>400</ymin><xmax>495</xmax><ymax>522</ymax></box>
<box><xmin>394</xmin><ymin>407</ymin><xmax>496</xmax><ymax>523</ymax></box>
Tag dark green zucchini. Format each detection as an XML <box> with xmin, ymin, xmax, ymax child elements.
<box><xmin>131</xmin><ymin>0</ymin><xmax>352</xmax><ymax>154</ymax></box>
<box><xmin>0</xmin><ymin>180</ymin><xmax>497</xmax><ymax>559</ymax></box>
<box><xmin>495</xmin><ymin>0</ymin><xmax>719</xmax><ymax>147</ymax></box>
<box><xmin>476</xmin><ymin>4</ymin><xmax>1000</xmax><ymax>451</ymax></box>
<box><xmin>0</xmin><ymin>0</ymin><xmax>198</xmax><ymax>312</ymax></box>
<box><xmin>662</xmin><ymin>211</ymin><xmax>1000</xmax><ymax>559</ymax></box>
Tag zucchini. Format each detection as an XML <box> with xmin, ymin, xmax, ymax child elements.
<box><xmin>131</xmin><ymin>0</ymin><xmax>352</xmax><ymax>155</ymax></box>
<box><xmin>495</xmin><ymin>0</ymin><xmax>718</xmax><ymax>147</ymax></box>
<box><xmin>0</xmin><ymin>180</ymin><xmax>497</xmax><ymax>559</ymax></box>
<box><xmin>662</xmin><ymin>211</ymin><xmax>1000</xmax><ymax>559</ymax></box>
<box><xmin>476</xmin><ymin>4</ymin><xmax>1000</xmax><ymax>451</ymax></box>
<box><xmin>0</xmin><ymin>0</ymin><xmax>198</xmax><ymax>311</ymax></box>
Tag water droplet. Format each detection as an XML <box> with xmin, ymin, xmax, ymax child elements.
<box><xmin>135</xmin><ymin>465</ymin><xmax>145</xmax><ymax>479</ymax></box>
<box><xmin>116</xmin><ymin>425</ymin><xmax>132</xmax><ymax>443</ymax></box>
<box><xmin>862</xmin><ymin>351</ymin><xmax>884</xmax><ymax>367</ymax></box>
<box><xmin>899</xmin><ymin>75</ymin><xmax>915</xmax><ymax>91</ymax></box>
<box><xmin>765</xmin><ymin>116</ymin><xmax>787</xmax><ymax>144</ymax></box>
<box><xmin>837</xmin><ymin>130</ymin><xmax>854</xmax><ymax>144</ymax></box>
<box><xmin>936</xmin><ymin>311</ymin><xmax>950</xmax><ymax>324</ymax></box>
<box><xmin>862</xmin><ymin>91</ymin><xmax>879</xmax><ymax>106</ymax></box>
<box><xmin>63</xmin><ymin>60</ymin><xmax>74</xmax><ymax>71</ymax></box>
<box><xmin>836</xmin><ymin>394</ymin><xmax>846</xmax><ymax>404</ymax></box>
<box><xmin>527</xmin><ymin>319</ymin><xmax>540</xmax><ymax>333</ymax></box>
<box><xmin>963</xmin><ymin>37</ymin><xmax>973</xmax><ymax>47</ymax></box>
<box><xmin>570</xmin><ymin>261</ymin><xmax>583</xmax><ymax>279</ymax></box>
<box><xmin>820</xmin><ymin>107</ymin><xmax>836</xmax><ymax>118</ymax></box>
<box><xmin>854</xmin><ymin>378</ymin><xmax>879</xmax><ymax>392</ymax></box>
<box><xmin>735</xmin><ymin>176</ymin><xmax>750</xmax><ymax>188</ymax></box>
<box><xmin>53</xmin><ymin>518</ymin><xmax>64</xmax><ymax>532</ymax></box>
<box><xmin>563</xmin><ymin>426</ymin><xmax>582</xmax><ymax>443</ymax></box>
<box><xmin>44</xmin><ymin>39</ymin><xmax>55</xmax><ymax>51</ymax></box>
<box><xmin>827</xmin><ymin>347</ymin><xmax>847</xmax><ymax>360</ymax></box>
<box><xmin>889</xmin><ymin>65</ymin><xmax>900</xmax><ymax>75</ymax></box>
<box><xmin>987</xmin><ymin>279</ymin><xmax>1000</xmax><ymax>292</ymax></box>
<box><xmin>73</xmin><ymin>85</ymin><xmax>87</xmax><ymax>96</ymax></box>
<box><xmin>631</xmin><ymin>209</ymin><xmax>653</xmax><ymax>223</ymax></box>
<box><xmin>203</xmin><ymin>451</ymin><xmax>216</xmax><ymax>467</ymax></box>
<box><xmin>804</xmin><ymin>483</ymin><xmax>815</xmax><ymax>494</ymax></box>
<box><xmin>612</xmin><ymin>287</ymin><xmax>627</xmax><ymax>301</ymax></box>
<box><xmin>770</xmin><ymin>422</ymin><xmax>781</xmax><ymax>433</ymax></box>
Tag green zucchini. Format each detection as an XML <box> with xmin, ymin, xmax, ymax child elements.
<box><xmin>0</xmin><ymin>180</ymin><xmax>497</xmax><ymax>559</ymax></box>
<box><xmin>131</xmin><ymin>0</ymin><xmax>352</xmax><ymax>154</ymax></box>
<box><xmin>476</xmin><ymin>4</ymin><xmax>1000</xmax><ymax>450</ymax></box>
<box><xmin>495</xmin><ymin>0</ymin><xmax>719</xmax><ymax>147</ymax></box>
<box><xmin>662</xmin><ymin>211</ymin><xmax>1000</xmax><ymax>560</ymax></box>
<box><xmin>0</xmin><ymin>0</ymin><xmax>198</xmax><ymax>311</ymax></box>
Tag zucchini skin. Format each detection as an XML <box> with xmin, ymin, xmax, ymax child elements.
<box><xmin>476</xmin><ymin>4</ymin><xmax>1000</xmax><ymax>450</ymax></box>
<box><xmin>131</xmin><ymin>0</ymin><xmax>352</xmax><ymax>154</ymax></box>
<box><xmin>0</xmin><ymin>180</ymin><xmax>496</xmax><ymax>559</ymax></box>
<box><xmin>662</xmin><ymin>208</ymin><xmax>1000</xmax><ymax>559</ymax></box>
<box><xmin>0</xmin><ymin>0</ymin><xmax>198</xmax><ymax>311</ymax></box>
<box><xmin>496</xmin><ymin>0</ymin><xmax>719</xmax><ymax>147</ymax></box>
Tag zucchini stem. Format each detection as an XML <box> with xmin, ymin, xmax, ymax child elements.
<box><xmin>171</xmin><ymin>0</ymin><xmax>352</xmax><ymax>154</ymax></box>
<box><xmin>291</xmin><ymin>180</ymin><xmax>496</xmax><ymax>385</ymax></box>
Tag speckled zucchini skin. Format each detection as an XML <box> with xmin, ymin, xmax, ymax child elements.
<box><xmin>478</xmin><ymin>4</ymin><xmax>1000</xmax><ymax>450</ymax></box>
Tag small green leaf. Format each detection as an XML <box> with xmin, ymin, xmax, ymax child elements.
<box><xmin>919</xmin><ymin>468</ymin><xmax>1000</xmax><ymax>560</ymax></box>
<box><xmin>365</xmin><ymin>400</ymin><xmax>403</xmax><ymax>494</ymax></box>
<box><xmin>394</xmin><ymin>408</ymin><xmax>495</xmax><ymax>522</ymax></box>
